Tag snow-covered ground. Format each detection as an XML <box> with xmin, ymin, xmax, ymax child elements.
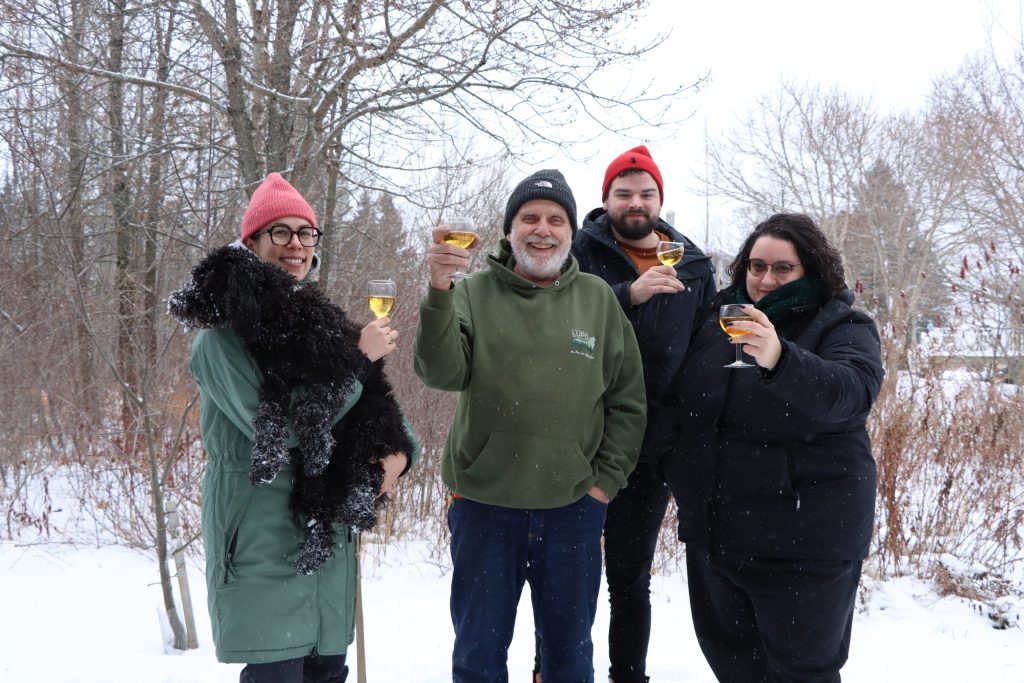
<box><xmin>1</xmin><ymin>537</ymin><xmax>1020</xmax><ymax>682</ymax></box>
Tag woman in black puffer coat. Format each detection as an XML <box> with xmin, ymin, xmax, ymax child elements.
<box><xmin>661</xmin><ymin>213</ymin><xmax>884</xmax><ymax>683</ymax></box>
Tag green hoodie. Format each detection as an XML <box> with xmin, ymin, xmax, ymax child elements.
<box><xmin>414</xmin><ymin>240</ymin><xmax>646</xmax><ymax>508</ymax></box>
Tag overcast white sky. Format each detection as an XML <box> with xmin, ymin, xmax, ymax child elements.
<box><xmin>534</xmin><ymin>0</ymin><xmax>1024</xmax><ymax>250</ymax></box>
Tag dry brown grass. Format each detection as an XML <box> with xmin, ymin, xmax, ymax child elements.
<box><xmin>868</xmin><ymin>337</ymin><xmax>1024</xmax><ymax>609</ymax></box>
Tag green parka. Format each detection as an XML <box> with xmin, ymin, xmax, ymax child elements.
<box><xmin>192</xmin><ymin>314</ymin><xmax>418</xmax><ymax>664</ymax></box>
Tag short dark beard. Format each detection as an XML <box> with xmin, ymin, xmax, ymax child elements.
<box><xmin>608</xmin><ymin>210</ymin><xmax>658</xmax><ymax>241</ymax></box>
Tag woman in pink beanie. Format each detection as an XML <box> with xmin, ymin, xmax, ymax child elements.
<box><xmin>185</xmin><ymin>172</ymin><xmax>415</xmax><ymax>683</ymax></box>
<box><xmin>239</xmin><ymin>172</ymin><xmax>321</xmax><ymax>281</ymax></box>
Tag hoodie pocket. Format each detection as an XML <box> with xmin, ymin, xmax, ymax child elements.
<box><xmin>459</xmin><ymin>431</ymin><xmax>592</xmax><ymax>507</ymax></box>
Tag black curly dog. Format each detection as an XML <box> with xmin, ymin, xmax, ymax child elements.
<box><xmin>168</xmin><ymin>245</ymin><xmax>413</xmax><ymax>574</ymax></box>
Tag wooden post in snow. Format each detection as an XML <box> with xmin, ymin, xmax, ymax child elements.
<box><xmin>355</xmin><ymin>535</ymin><xmax>367</xmax><ymax>683</ymax></box>
<box><xmin>166</xmin><ymin>498</ymin><xmax>198</xmax><ymax>649</ymax></box>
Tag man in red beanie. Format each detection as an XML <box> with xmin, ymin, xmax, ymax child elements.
<box><xmin>601</xmin><ymin>145</ymin><xmax>665</xmax><ymax>207</ymax></box>
<box><xmin>534</xmin><ymin>147</ymin><xmax>717</xmax><ymax>683</ymax></box>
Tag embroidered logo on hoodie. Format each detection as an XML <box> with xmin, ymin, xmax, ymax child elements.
<box><xmin>570</xmin><ymin>328</ymin><xmax>596</xmax><ymax>359</ymax></box>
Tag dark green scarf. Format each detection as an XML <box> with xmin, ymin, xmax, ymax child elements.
<box><xmin>737</xmin><ymin>277</ymin><xmax>825</xmax><ymax>321</ymax></box>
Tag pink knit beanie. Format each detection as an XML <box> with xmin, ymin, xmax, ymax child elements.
<box><xmin>240</xmin><ymin>172</ymin><xmax>318</xmax><ymax>241</ymax></box>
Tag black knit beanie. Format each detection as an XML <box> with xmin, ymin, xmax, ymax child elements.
<box><xmin>502</xmin><ymin>169</ymin><xmax>578</xmax><ymax>237</ymax></box>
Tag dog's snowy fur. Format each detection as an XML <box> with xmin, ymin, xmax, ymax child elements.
<box><xmin>169</xmin><ymin>245</ymin><xmax>413</xmax><ymax>574</ymax></box>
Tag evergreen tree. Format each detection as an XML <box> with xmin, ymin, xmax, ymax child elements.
<box><xmin>845</xmin><ymin>159</ymin><xmax>950</xmax><ymax>338</ymax></box>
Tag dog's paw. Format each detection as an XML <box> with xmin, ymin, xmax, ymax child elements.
<box><xmin>294</xmin><ymin>393</ymin><xmax>337</xmax><ymax>477</ymax></box>
<box><xmin>248</xmin><ymin>462</ymin><xmax>277</xmax><ymax>485</ymax></box>
<box><xmin>251</xmin><ymin>401</ymin><xmax>290</xmax><ymax>484</ymax></box>
<box><xmin>249</xmin><ymin>447</ymin><xmax>287</xmax><ymax>485</ymax></box>
<box><xmin>293</xmin><ymin>519</ymin><xmax>336</xmax><ymax>575</ymax></box>
<box><xmin>339</xmin><ymin>485</ymin><xmax>378</xmax><ymax>532</ymax></box>
<box><xmin>302</xmin><ymin>445</ymin><xmax>332</xmax><ymax>478</ymax></box>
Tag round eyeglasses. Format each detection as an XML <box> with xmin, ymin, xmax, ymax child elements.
<box><xmin>746</xmin><ymin>258</ymin><xmax>800</xmax><ymax>277</ymax></box>
<box><xmin>254</xmin><ymin>224</ymin><xmax>322</xmax><ymax>247</ymax></box>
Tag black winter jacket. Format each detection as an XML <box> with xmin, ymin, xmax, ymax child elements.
<box><xmin>660</xmin><ymin>285</ymin><xmax>884</xmax><ymax>560</ymax></box>
<box><xmin>572</xmin><ymin>208</ymin><xmax>716</xmax><ymax>464</ymax></box>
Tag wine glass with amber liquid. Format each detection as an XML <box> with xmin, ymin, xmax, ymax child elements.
<box><xmin>367</xmin><ymin>279</ymin><xmax>396</xmax><ymax>319</ymax></box>
<box><xmin>719</xmin><ymin>304</ymin><xmax>755</xmax><ymax>368</ymax></box>
<box><xmin>656</xmin><ymin>240</ymin><xmax>685</xmax><ymax>266</ymax></box>
<box><xmin>442</xmin><ymin>216</ymin><xmax>478</xmax><ymax>282</ymax></box>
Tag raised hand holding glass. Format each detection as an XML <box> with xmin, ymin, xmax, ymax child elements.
<box><xmin>656</xmin><ymin>240</ymin><xmax>685</xmax><ymax>266</ymax></box>
<box><xmin>367</xmin><ymin>279</ymin><xmax>396</xmax><ymax>319</ymax></box>
<box><xmin>719</xmin><ymin>304</ymin><xmax>755</xmax><ymax>368</ymax></box>
<box><xmin>441</xmin><ymin>216</ymin><xmax>478</xmax><ymax>281</ymax></box>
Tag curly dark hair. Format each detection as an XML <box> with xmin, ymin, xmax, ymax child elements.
<box><xmin>726</xmin><ymin>213</ymin><xmax>846</xmax><ymax>297</ymax></box>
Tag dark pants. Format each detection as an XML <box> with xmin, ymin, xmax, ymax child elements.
<box><xmin>686</xmin><ymin>550</ymin><xmax>861</xmax><ymax>683</ymax></box>
<box><xmin>449</xmin><ymin>495</ymin><xmax>607</xmax><ymax>683</ymax></box>
<box><xmin>603</xmin><ymin>462</ymin><xmax>670</xmax><ymax>683</ymax></box>
<box><xmin>240</xmin><ymin>653</ymin><xmax>348</xmax><ymax>683</ymax></box>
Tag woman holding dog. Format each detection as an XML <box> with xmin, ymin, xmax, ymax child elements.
<box><xmin>660</xmin><ymin>213</ymin><xmax>884</xmax><ymax>682</ymax></box>
<box><xmin>187</xmin><ymin>172</ymin><xmax>416</xmax><ymax>683</ymax></box>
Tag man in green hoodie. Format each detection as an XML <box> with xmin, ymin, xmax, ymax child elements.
<box><xmin>414</xmin><ymin>169</ymin><xmax>647</xmax><ymax>683</ymax></box>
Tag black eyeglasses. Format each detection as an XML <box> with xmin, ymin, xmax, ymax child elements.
<box><xmin>746</xmin><ymin>258</ymin><xmax>801</xmax><ymax>277</ymax></box>
<box><xmin>253</xmin><ymin>224</ymin><xmax>322</xmax><ymax>247</ymax></box>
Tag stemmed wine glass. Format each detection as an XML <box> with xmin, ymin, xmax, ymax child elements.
<box><xmin>719</xmin><ymin>304</ymin><xmax>755</xmax><ymax>368</ymax></box>
<box><xmin>442</xmin><ymin>216</ymin><xmax>479</xmax><ymax>282</ymax></box>
<box><xmin>367</xmin><ymin>279</ymin><xmax>396</xmax><ymax>319</ymax></box>
<box><xmin>656</xmin><ymin>240</ymin><xmax>685</xmax><ymax>267</ymax></box>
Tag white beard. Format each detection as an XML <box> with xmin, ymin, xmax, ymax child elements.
<box><xmin>511</xmin><ymin>235</ymin><xmax>571</xmax><ymax>281</ymax></box>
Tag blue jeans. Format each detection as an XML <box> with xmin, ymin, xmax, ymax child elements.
<box><xmin>448</xmin><ymin>495</ymin><xmax>608</xmax><ymax>683</ymax></box>
<box><xmin>534</xmin><ymin>463</ymin><xmax>670</xmax><ymax>683</ymax></box>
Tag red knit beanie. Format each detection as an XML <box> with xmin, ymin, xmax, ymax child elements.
<box><xmin>601</xmin><ymin>145</ymin><xmax>664</xmax><ymax>202</ymax></box>
<box><xmin>240</xmin><ymin>172</ymin><xmax>318</xmax><ymax>242</ymax></box>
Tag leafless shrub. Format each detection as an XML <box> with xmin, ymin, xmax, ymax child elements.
<box><xmin>869</xmin><ymin>336</ymin><xmax>1024</xmax><ymax>608</ymax></box>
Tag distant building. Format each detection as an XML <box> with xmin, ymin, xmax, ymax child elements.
<box><xmin>920</xmin><ymin>327</ymin><xmax>1022</xmax><ymax>384</ymax></box>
